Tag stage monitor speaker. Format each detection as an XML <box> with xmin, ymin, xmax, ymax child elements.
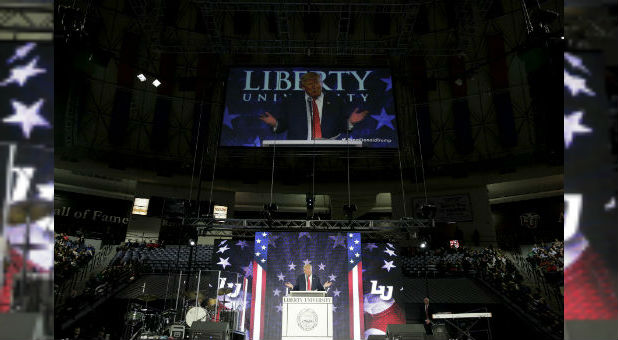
<box><xmin>368</xmin><ymin>335</ymin><xmax>386</xmax><ymax>340</ymax></box>
<box><xmin>190</xmin><ymin>321</ymin><xmax>229</xmax><ymax>340</ymax></box>
<box><xmin>170</xmin><ymin>324</ymin><xmax>185</xmax><ymax>339</ymax></box>
<box><xmin>386</xmin><ymin>323</ymin><xmax>426</xmax><ymax>340</ymax></box>
<box><xmin>0</xmin><ymin>313</ymin><xmax>44</xmax><ymax>339</ymax></box>
<box><xmin>231</xmin><ymin>330</ymin><xmax>246</xmax><ymax>340</ymax></box>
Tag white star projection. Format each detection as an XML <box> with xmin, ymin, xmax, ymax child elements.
<box><xmin>7</xmin><ymin>42</ymin><xmax>36</xmax><ymax>64</ymax></box>
<box><xmin>564</xmin><ymin>69</ymin><xmax>595</xmax><ymax>97</ymax></box>
<box><xmin>3</xmin><ymin>98</ymin><xmax>49</xmax><ymax>138</ymax></box>
<box><xmin>0</xmin><ymin>57</ymin><xmax>46</xmax><ymax>87</ymax></box>
<box><xmin>564</xmin><ymin>53</ymin><xmax>590</xmax><ymax>74</ymax></box>
<box><xmin>564</xmin><ymin>111</ymin><xmax>592</xmax><ymax>149</ymax></box>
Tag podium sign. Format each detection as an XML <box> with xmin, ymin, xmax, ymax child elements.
<box><xmin>282</xmin><ymin>296</ymin><xmax>333</xmax><ymax>340</ymax></box>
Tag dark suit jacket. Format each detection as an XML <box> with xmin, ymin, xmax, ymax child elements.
<box><xmin>421</xmin><ymin>304</ymin><xmax>433</xmax><ymax>321</ymax></box>
<box><xmin>293</xmin><ymin>274</ymin><xmax>325</xmax><ymax>291</ymax></box>
<box><xmin>275</xmin><ymin>92</ymin><xmax>349</xmax><ymax>140</ymax></box>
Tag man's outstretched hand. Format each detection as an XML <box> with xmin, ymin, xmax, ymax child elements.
<box><xmin>348</xmin><ymin>107</ymin><xmax>368</xmax><ymax>125</ymax></box>
<box><xmin>323</xmin><ymin>281</ymin><xmax>332</xmax><ymax>288</ymax></box>
<box><xmin>285</xmin><ymin>282</ymin><xmax>294</xmax><ymax>289</ymax></box>
<box><xmin>259</xmin><ymin>112</ymin><xmax>277</xmax><ymax>127</ymax></box>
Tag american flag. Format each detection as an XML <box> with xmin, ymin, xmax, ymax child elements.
<box><xmin>347</xmin><ymin>232</ymin><xmax>365</xmax><ymax>340</ymax></box>
<box><xmin>250</xmin><ymin>232</ymin><xmax>269</xmax><ymax>340</ymax></box>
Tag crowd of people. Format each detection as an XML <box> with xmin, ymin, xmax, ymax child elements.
<box><xmin>115</xmin><ymin>239</ymin><xmax>165</xmax><ymax>252</ymax></box>
<box><xmin>526</xmin><ymin>240</ymin><xmax>564</xmax><ymax>284</ymax></box>
<box><xmin>55</xmin><ymin>233</ymin><xmax>96</xmax><ymax>282</ymax></box>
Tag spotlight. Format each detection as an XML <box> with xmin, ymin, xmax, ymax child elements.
<box><xmin>152</xmin><ymin>79</ymin><xmax>161</xmax><ymax>87</ymax></box>
<box><xmin>137</xmin><ymin>74</ymin><xmax>146</xmax><ymax>82</ymax></box>
<box><xmin>343</xmin><ymin>204</ymin><xmax>357</xmax><ymax>220</ymax></box>
<box><xmin>306</xmin><ymin>194</ymin><xmax>315</xmax><ymax>219</ymax></box>
<box><xmin>560</xmin><ymin>36</ymin><xmax>564</xmax><ymax>40</ymax></box>
<box><xmin>420</xmin><ymin>242</ymin><xmax>427</xmax><ymax>249</ymax></box>
<box><xmin>189</xmin><ymin>239</ymin><xmax>196</xmax><ymax>246</ymax></box>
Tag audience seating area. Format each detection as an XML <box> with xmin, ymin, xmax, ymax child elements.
<box><xmin>401</xmin><ymin>245</ymin><xmax>562</xmax><ymax>338</ymax></box>
<box><xmin>54</xmin><ymin>234</ymin><xmax>96</xmax><ymax>282</ymax></box>
<box><xmin>526</xmin><ymin>240</ymin><xmax>564</xmax><ymax>284</ymax></box>
<box><xmin>111</xmin><ymin>243</ymin><xmax>214</xmax><ymax>272</ymax></box>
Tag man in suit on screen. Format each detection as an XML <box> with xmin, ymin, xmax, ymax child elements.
<box><xmin>259</xmin><ymin>72</ymin><xmax>368</xmax><ymax>140</ymax></box>
<box><xmin>284</xmin><ymin>264</ymin><xmax>332</xmax><ymax>291</ymax></box>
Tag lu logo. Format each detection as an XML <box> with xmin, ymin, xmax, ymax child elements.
<box><xmin>219</xmin><ymin>277</ymin><xmax>242</xmax><ymax>298</ymax></box>
<box><xmin>370</xmin><ymin>280</ymin><xmax>393</xmax><ymax>301</ymax></box>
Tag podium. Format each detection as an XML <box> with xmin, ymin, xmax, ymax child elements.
<box><xmin>282</xmin><ymin>292</ymin><xmax>333</xmax><ymax>340</ymax></box>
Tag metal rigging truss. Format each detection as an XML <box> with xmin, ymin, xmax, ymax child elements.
<box><xmin>0</xmin><ymin>2</ymin><xmax>53</xmax><ymax>39</ymax></box>
<box><xmin>180</xmin><ymin>218</ymin><xmax>431</xmax><ymax>243</ymax></box>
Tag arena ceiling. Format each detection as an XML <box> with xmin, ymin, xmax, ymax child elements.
<box><xmin>53</xmin><ymin>0</ymin><xmax>563</xmax><ymax>184</ymax></box>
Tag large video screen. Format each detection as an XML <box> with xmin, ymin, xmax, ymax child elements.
<box><xmin>220</xmin><ymin>68</ymin><xmax>398</xmax><ymax>148</ymax></box>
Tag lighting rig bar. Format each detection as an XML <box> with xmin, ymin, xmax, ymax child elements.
<box><xmin>181</xmin><ymin>218</ymin><xmax>430</xmax><ymax>241</ymax></box>
<box><xmin>0</xmin><ymin>3</ymin><xmax>53</xmax><ymax>39</ymax></box>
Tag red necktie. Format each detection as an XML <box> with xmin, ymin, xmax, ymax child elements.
<box><xmin>307</xmin><ymin>276</ymin><xmax>311</xmax><ymax>291</ymax></box>
<box><xmin>312</xmin><ymin>99</ymin><xmax>322</xmax><ymax>139</ymax></box>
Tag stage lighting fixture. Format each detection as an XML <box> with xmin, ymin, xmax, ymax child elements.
<box><xmin>343</xmin><ymin>204</ymin><xmax>357</xmax><ymax>219</ymax></box>
<box><xmin>306</xmin><ymin>194</ymin><xmax>314</xmax><ymax>209</ymax></box>
<box><xmin>137</xmin><ymin>74</ymin><xmax>146</xmax><ymax>82</ymax></box>
<box><xmin>189</xmin><ymin>239</ymin><xmax>196</xmax><ymax>246</ymax></box>
<box><xmin>418</xmin><ymin>203</ymin><xmax>437</xmax><ymax>219</ymax></box>
<box><xmin>152</xmin><ymin>79</ymin><xmax>161</xmax><ymax>87</ymax></box>
<box><xmin>420</xmin><ymin>242</ymin><xmax>427</xmax><ymax>248</ymax></box>
<box><xmin>263</xmin><ymin>203</ymin><xmax>278</xmax><ymax>219</ymax></box>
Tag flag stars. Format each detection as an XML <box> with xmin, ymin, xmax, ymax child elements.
<box><xmin>277</xmin><ymin>272</ymin><xmax>285</xmax><ymax>281</ymax></box>
<box><xmin>288</xmin><ymin>262</ymin><xmax>296</xmax><ymax>271</ymax></box>
<box><xmin>217</xmin><ymin>244</ymin><xmax>230</xmax><ymax>253</ymax></box>
<box><xmin>318</xmin><ymin>263</ymin><xmax>326</xmax><ymax>271</ymax></box>
<box><xmin>328</xmin><ymin>274</ymin><xmax>337</xmax><ymax>282</ymax></box>
<box><xmin>261</xmin><ymin>245</ymin><xmax>266</xmax><ymax>250</ymax></box>
<box><xmin>217</xmin><ymin>257</ymin><xmax>231</xmax><ymax>269</ymax></box>
<box><xmin>564</xmin><ymin>111</ymin><xmax>592</xmax><ymax>149</ymax></box>
<box><xmin>382</xmin><ymin>260</ymin><xmax>396</xmax><ymax>272</ymax></box>
<box><xmin>384</xmin><ymin>248</ymin><xmax>397</xmax><ymax>257</ymax></box>
<box><xmin>3</xmin><ymin>98</ymin><xmax>49</xmax><ymax>139</ymax></box>
<box><xmin>355</xmin><ymin>253</ymin><xmax>360</xmax><ymax>258</ymax></box>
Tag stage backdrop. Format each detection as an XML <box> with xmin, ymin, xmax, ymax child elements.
<box><xmin>564</xmin><ymin>51</ymin><xmax>617</xmax><ymax>320</ymax></box>
<box><xmin>220</xmin><ymin>68</ymin><xmax>398</xmax><ymax>148</ymax></box>
<box><xmin>213</xmin><ymin>233</ymin><xmax>406</xmax><ymax>340</ymax></box>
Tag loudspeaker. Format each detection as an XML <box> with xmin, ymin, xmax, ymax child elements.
<box><xmin>0</xmin><ymin>313</ymin><xmax>44</xmax><ymax>339</ymax></box>
<box><xmin>386</xmin><ymin>324</ymin><xmax>426</xmax><ymax>340</ymax></box>
<box><xmin>190</xmin><ymin>321</ymin><xmax>229</xmax><ymax>340</ymax></box>
<box><xmin>170</xmin><ymin>324</ymin><xmax>185</xmax><ymax>339</ymax></box>
<box><xmin>231</xmin><ymin>331</ymin><xmax>245</xmax><ymax>340</ymax></box>
<box><xmin>368</xmin><ymin>335</ymin><xmax>386</xmax><ymax>340</ymax></box>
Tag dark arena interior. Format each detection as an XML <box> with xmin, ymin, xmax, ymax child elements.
<box><xmin>2</xmin><ymin>0</ymin><xmax>594</xmax><ymax>339</ymax></box>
